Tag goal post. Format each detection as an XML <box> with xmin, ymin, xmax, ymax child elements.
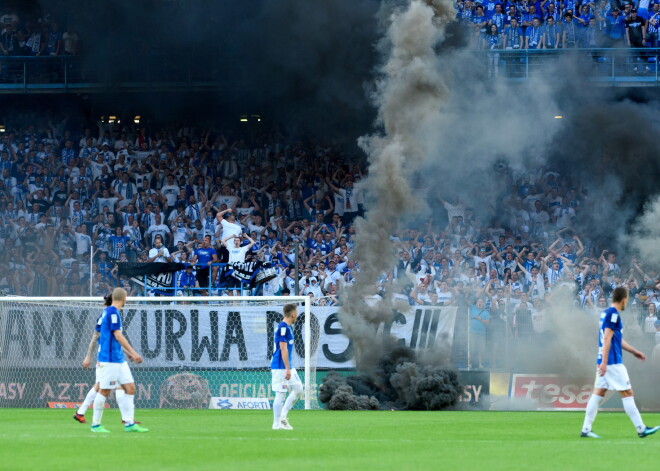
<box><xmin>0</xmin><ymin>296</ymin><xmax>317</xmax><ymax>410</ymax></box>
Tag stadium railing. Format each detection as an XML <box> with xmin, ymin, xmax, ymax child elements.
<box><xmin>128</xmin><ymin>262</ymin><xmax>256</xmax><ymax>297</ymax></box>
<box><xmin>2</xmin><ymin>49</ymin><xmax>660</xmax><ymax>93</ymax></box>
<box><xmin>472</xmin><ymin>47</ymin><xmax>660</xmax><ymax>83</ymax></box>
<box><xmin>0</xmin><ymin>54</ymin><xmax>250</xmax><ymax>93</ymax></box>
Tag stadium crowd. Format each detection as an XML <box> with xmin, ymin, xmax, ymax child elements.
<box><xmin>0</xmin><ymin>114</ymin><xmax>658</xmax><ymax>367</ymax></box>
<box><xmin>0</xmin><ymin>9</ymin><xmax>79</xmax><ymax>57</ymax></box>
<box><xmin>458</xmin><ymin>0</ymin><xmax>660</xmax><ymax>49</ymax></box>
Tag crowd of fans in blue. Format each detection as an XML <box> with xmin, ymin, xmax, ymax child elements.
<box><xmin>2</xmin><ymin>114</ymin><xmax>658</xmax><ymax>368</ymax></box>
<box><xmin>0</xmin><ymin>9</ymin><xmax>78</xmax><ymax>58</ymax></box>
<box><xmin>458</xmin><ymin>0</ymin><xmax>660</xmax><ymax>49</ymax></box>
<box><xmin>0</xmin><ymin>114</ymin><xmax>656</xmax><ymax>311</ymax></box>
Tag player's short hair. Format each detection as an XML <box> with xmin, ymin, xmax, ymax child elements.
<box><xmin>112</xmin><ymin>287</ymin><xmax>127</xmax><ymax>302</ymax></box>
<box><xmin>612</xmin><ymin>287</ymin><xmax>628</xmax><ymax>303</ymax></box>
<box><xmin>283</xmin><ymin>304</ymin><xmax>298</xmax><ymax>318</ymax></box>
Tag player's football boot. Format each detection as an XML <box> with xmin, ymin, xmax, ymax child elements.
<box><xmin>90</xmin><ymin>425</ymin><xmax>110</xmax><ymax>433</ymax></box>
<box><xmin>124</xmin><ymin>423</ymin><xmax>149</xmax><ymax>433</ymax></box>
<box><xmin>639</xmin><ymin>426</ymin><xmax>660</xmax><ymax>438</ymax></box>
<box><xmin>280</xmin><ymin>418</ymin><xmax>293</xmax><ymax>430</ymax></box>
<box><xmin>580</xmin><ymin>431</ymin><xmax>602</xmax><ymax>438</ymax></box>
<box><xmin>272</xmin><ymin>423</ymin><xmax>285</xmax><ymax>430</ymax></box>
<box><xmin>73</xmin><ymin>413</ymin><xmax>87</xmax><ymax>424</ymax></box>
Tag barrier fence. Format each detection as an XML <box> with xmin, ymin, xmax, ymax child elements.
<box><xmin>2</xmin><ymin>49</ymin><xmax>660</xmax><ymax>93</ymax></box>
<box><xmin>473</xmin><ymin>47</ymin><xmax>660</xmax><ymax>83</ymax></box>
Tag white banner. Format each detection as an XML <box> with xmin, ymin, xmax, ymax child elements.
<box><xmin>0</xmin><ymin>304</ymin><xmax>456</xmax><ymax>369</ymax></box>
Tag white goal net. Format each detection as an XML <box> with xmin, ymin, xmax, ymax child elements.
<box><xmin>0</xmin><ymin>296</ymin><xmax>319</xmax><ymax>410</ymax></box>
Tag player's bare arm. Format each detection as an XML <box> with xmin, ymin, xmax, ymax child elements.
<box><xmin>112</xmin><ymin>330</ymin><xmax>143</xmax><ymax>363</ymax></box>
<box><xmin>84</xmin><ymin>330</ymin><xmax>134</xmax><ymax>363</ymax></box>
<box><xmin>280</xmin><ymin>341</ymin><xmax>291</xmax><ymax>379</ymax></box>
<box><xmin>598</xmin><ymin>328</ymin><xmax>613</xmax><ymax>376</ymax></box>
<box><xmin>82</xmin><ymin>331</ymin><xmax>100</xmax><ymax>369</ymax></box>
<box><xmin>622</xmin><ymin>339</ymin><xmax>646</xmax><ymax>361</ymax></box>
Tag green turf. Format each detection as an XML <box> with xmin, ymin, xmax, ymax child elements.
<box><xmin>2</xmin><ymin>409</ymin><xmax>660</xmax><ymax>471</ymax></box>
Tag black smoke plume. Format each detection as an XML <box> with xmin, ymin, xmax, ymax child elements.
<box><xmin>319</xmin><ymin>342</ymin><xmax>460</xmax><ymax>410</ymax></box>
<box><xmin>322</xmin><ymin>0</ymin><xmax>463</xmax><ymax>411</ymax></box>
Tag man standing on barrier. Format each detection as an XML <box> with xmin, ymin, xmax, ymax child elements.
<box><xmin>191</xmin><ymin>235</ymin><xmax>217</xmax><ymax>296</ymax></box>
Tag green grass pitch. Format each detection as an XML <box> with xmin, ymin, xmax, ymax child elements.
<box><xmin>2</xmin><ymin>409</ymin><xmax>660</xmax><ymax>471</ymax></box>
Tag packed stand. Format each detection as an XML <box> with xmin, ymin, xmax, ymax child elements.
<box><xmin>385</xmin><ymin>181</ymin><xmax>660</xmax><ymax>368</ymax></box>
<box><xmin>0</xmin><ymin>9</ymin><xmax>79</xmax><ymax>58</ymax></box>
<box><xmin>0</xmin><ymin>115</ymin><xmax>658</xmax><ymax>362</ymax></box>
<box><xmin>0</xmin><ymin>116</ymin><xmax>361</xmax><ymax>307</ymax></box>
<box><xmin>457</xmin><ymin>0</ymin><xmax>659</xmax><ymax>49</ymax></box>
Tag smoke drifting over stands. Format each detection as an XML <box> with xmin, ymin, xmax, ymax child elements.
<box><xmin>3</xmin><ymin>0</ymin><xmax>660</xmax><ymax>408</ymax></box>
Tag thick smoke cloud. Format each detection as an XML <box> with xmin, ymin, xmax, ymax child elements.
<box><xmin>631</xmin><ymin>197</ymin><xmax>660</xmax><ymax>268</ymax></box>
<box><xmin>335</xmin><ymin>0</ymin><xmax>660</xmax><ymax>411</ymax></box>
<box><xmin>342</xmin><ymin>0</ymin><xmax>453</xmax><ymax>363</ymax></box>
<box><xmin>319</xmin><ymin>342</ymin><xmax>460</xmax><ymax>410</ymax></box>
<box><xmin>321</xmin><ymin>0</ymin><xmax>463</xmax><ymax>411</ymax></box>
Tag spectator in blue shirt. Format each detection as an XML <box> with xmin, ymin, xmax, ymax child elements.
<box><xmin>483</xmin><ymin>24</ymin><xmax>504</xmax><ymax>77</ymax></box>
<box><xmin>543</xmin><ymin>16</ymin><xmax>561</xmax><ymax>47</ymax></box>
<box><xmin>563</xmin><ymin>12</ymin><xmax>580</xmax><ymax>47</ymax></box>
<box><xmin>582</xmin><ymin>17</ymin><xmax>605</xmax><ymax>49</ymax></box>
<box><xmin>526</xmin><ymin>17</ymin><xmax>544</xmax><ymax>48</ymax></box>
<box><xmin>505</xmin><ymin>4</ymin><xmax>521</xmax><ymax>25</ymax></box>
<box><xmin>472</xmin><ymin>5</ymin><xmax>489</xmax><ymax>43</ymax></box>
<box><xmin>504</xmin><ymin>17</ymin><xmax>524</xmax><ymax>48</ymax></box>
<box><xmin>469</xmin><ymin>298</ymin><xmax>490</xmax><ymax>368</ymax></box>
<box><xmin>577</xmin><ymin>4</ymin><xmax>595</xmax><ymax>27</ymax></box>
<box><xmin>483</xmin><ymin>0</ymin><xmax>500</xmax><ymax>19</ymax></box>
<box><xmin>490</xmin><ymin>3</ymin><xmax>507</xmax><ymax>29</ymax></box>
<box><xmin>606</xmin><ymin>9</ymin><xmax>627</xmax><ymax>46</ymax></box>
<box><xmin>457</xmin><ymin>0</ymin><xmax>476</xmax><ymax>22</ymax></box>
<box><xmin>543</xmin><ymin>2</ymin><xmax>562</xmax><ymax>23</ymax></box>
<box><xmin>647</xmin><ymin>5</ymin><xmax>660</xmax><ymax>46</ymax></box>
<box><xmin>522</xmin><ymin>5</ymin><xmax>542</xmax><ymax>29</ymax></box>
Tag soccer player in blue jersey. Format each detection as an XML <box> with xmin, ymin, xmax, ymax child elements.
<box><xmin>91</xmin><ymin>288</ymin><xmax>148</xmax><ymax>433</ymax></box>
<box><xmin>271</xmin><ymin>304</ymin><xmax>303</xmax><ymax>430</ymax></box>
<box><xmin>74</xmin><ymin>294</ymin><xmax>141</xmax><ymax>425</ymax></box>
<box><xmin>581</xmin><ymin>287</ymin><xmax>659</xmax><ymax>439</ymax></box>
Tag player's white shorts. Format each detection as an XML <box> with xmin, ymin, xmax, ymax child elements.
<box><xmin>594</xmin><ymin>363</ymin><xmax>632</xmax><ymax>391</ymax></box>
<box><xmin>271</xmin><ymin>368</ymin><xmax>302</xmax><ymax>393</ymax></box>
<box><xmin>96</xmin><ymin>361</ymin><xmax>135</xmax><ymax>389</ymax></box>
